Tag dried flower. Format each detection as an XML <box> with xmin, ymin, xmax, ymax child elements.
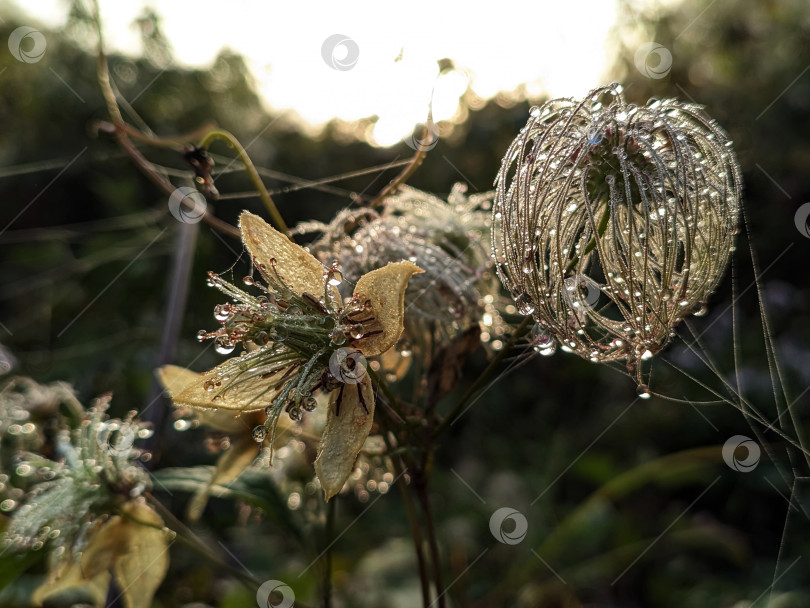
<box><xmin>302</xmin><ymin>183</ymin><xmax>510</xmax><ymax>350</ymax></box>
<box><xmin>492</xmin><ymin>84</ymin><xmax>741</xmax><ymax>373</ymax></box>
<box><xmin>168</xmin><ymin>211</ymin><xmax>422</xmax><ymax>499</ymax></box>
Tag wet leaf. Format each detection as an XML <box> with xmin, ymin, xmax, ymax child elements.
<box><xmin>353</xmin><ymin>261</ymin><xmax>424</xmax><ymax>357</ymax></box>
<box><xmin>315</xmin><ymin>378</ymin><xmax>375</xmax><ymax>500</ymax></box>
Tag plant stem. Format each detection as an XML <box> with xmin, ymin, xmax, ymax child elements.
<box><xmin>323</xmin><ymin>497</ymin><xmax>336</xmax><ymax>608</ymax></box>
<box><xmin>197</xmin><ymin>129</ymin><xmax>290</xmax><ymax>237</ymax></box>
<box><xmin>433</xmin><ymin>316</ymin><xmax>532</xmax><ymax>437</ymax></box>
<box><xmin>369</xmin><ymin>122</ymin><xmax>430</xmax><ymax>208</ymax></box>
<box><xmin>415</xmin><ymin>476</ymin><xmax>445</xmax><ymax>608</ymax></box>
<box><xmin>381</xmin><ymin>430</ymin><xmax>431</xmax><ymax>607</ymax></box>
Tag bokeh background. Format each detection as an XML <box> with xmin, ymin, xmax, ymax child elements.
<box><xmin>1</xmin><ymin>0</ymin><xmax>809</xmax><ymax>606</ymax></box>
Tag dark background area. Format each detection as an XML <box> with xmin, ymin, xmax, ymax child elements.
<box><xmin>1</xmin><ymin>0</ymin><xmax>809</xmax><ymax>606</ymax></box>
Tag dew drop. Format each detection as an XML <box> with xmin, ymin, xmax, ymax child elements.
<box><xmin>215</xmin><ymin>340</ymin><xmax>236</xmax><ymax>355</ymax></box>
<box><xmin>349</xmin><ymin>325</ymin><xmax>365</xmax><ymax>340</ymax></box>
<box><xmin>196</xmin><ymin>330</ymin><xmax>208</xmax><ymax>342</ymax></box>
<box><xmin>660</xmin><ymin>288</ymin><xmax>673</xmax><ymax>301</ymax></box>
<box><xmin>252</xmin><ymin>426</ymin><xmax>267</xmax><ymax>442</ymax></box>
<box><xmin>515</xmin><ymin>293</ymin><xmax>536</xmax><ymax>315</ymax></box>
<box><xmin>636</xmin><ymin>384</ymin><xmax>652</xmax><ymax>399</ymax></box>
<box><xmin>242</xmin><ymin>276</ymin><xmax>255</xmax><ymax>286</ymax></box>
<box><xmin>330</xmin><ymin>327</ymin><xmax>347</xmax><ymax>345</ymax></box>
<box><xmin>693</xmin><ymin>302</ymin><xmax>709</xmax><ymax>317</ymax></box>
<box><xmin>288</xmin><ymin>407</ymin><xmax>304</xmax><ymax>422</ymax></box>
<box><xmin>326</xmin><ymin>268</ymin><xmax>343</xmax><ymax>287</ymax></box>
<box><xmin>214</xmin><ymin>305</ymin><xmax>230</xmax><ymax>322</ymax></box>
<box><xmin>0</xmin><ymin>499</ymin><xmax>15</xmax><ymax>511</ymax></box>
<box><xmin>303</xmin><ymin>396</ymin><xmax>317</xmax><ymax>411</ymax></box>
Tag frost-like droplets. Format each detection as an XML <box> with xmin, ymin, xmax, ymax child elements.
<box><xmin>252</xmin><ymin>426</ymin><xmax>267</xmax><ymax>442</ymax></box>
<box><xmin>636</xmin><ymin>384</ymin><xmax>652</xmax><ymax>399</ymax></box>
<box><xmin>515</xmin><ymin>292</ymin><xmax>536</xmax><ymax>315</ymax></box>
<box><xmin>326</xmin><ymin>268</ymin><xmax>343</xmax><ymax>287</ymax></box>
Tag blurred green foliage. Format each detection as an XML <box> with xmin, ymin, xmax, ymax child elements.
<box><xmin>0</xmin><ymin>0</ymin><xmax>809</xmax><ymax>606</ymax></box>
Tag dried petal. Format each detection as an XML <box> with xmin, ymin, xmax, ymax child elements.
<box><xmin>33</xmin><ymin>502</ymin><xmax>169</xmax><ymax>608</ymax></box>
<box><xmin>171</xmin><ymin>364</ymin><xmax>294</xmax><ymax>413</ymax></box>
<box><xmin>314</xmin><ymin>378</ymin><xmax>375</xmax><ymax>501</ymax></box>
<box><xmin>353</xmin><ymin>261</ymin><xmax>424</xmax><ymax>357</ymax></box>
<box><xmin>187</xmin><ymin>435</ymin><xmax>259</xmax><ymax>521</ymax></box>
<box><xmin>240</xmin><ymin>211</ymin><xmax>325</xmax><ymax>297</ymax></box>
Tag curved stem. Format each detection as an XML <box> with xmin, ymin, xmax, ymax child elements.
<box><xmin>415</xmin><ymin>475</ymin><xmax>445</xmax><ymax>608</ymax></box>
<box><xmin>323</xmin><ymin>497</ymin><xmax>336</xmax><ymax>608</ymax></box>
<box><xmin>198</xmin><ymin>129</ymin><xmax>290</xmax><ymax>237</ymax></box>
<box><xmin>369</xmin><ymin>123</ymin><xmax>430</xmax><ymax>208</ymax></box>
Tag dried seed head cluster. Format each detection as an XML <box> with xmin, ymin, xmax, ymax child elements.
<box><xmin>2</xmin><ymin>392</ymin><xmax>153</xmax><ymax>556</ymax></box>
<box><xmin>492</xmin><ymin>84</ymin><xmax>742</xmax><ymax>372</ymax></box>
<box><xmin>302</xmin><ymin>183</ymin><xmax>509</xmax><ymax>348</ymax></box>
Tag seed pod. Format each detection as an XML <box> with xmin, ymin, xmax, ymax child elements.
<box><xmin>492</xmin><ymin>83</ymin><xmax>741</xmax><ymax>368</ymax></box>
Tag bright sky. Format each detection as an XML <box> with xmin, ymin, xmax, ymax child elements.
<box><xmin>20</xmin><ymin>0</ymin><xmax>620</xmax><ymax>146</ymax></box>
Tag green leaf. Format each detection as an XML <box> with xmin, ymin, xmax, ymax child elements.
<box><xmin>153</xmin><ymin>467</ymin><xmax>304</xmax><ymax>543</ymax></box>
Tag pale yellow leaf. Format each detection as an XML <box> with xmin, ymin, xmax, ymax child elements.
<box><xmin>33</xmin><ymin>561</ymin><xmax>110</xmax><ymax>608</ymax></box>
<box><xmin>187</xmin><ymin>434</ymin><xmax>259</xmax><ymax>521</ymax></box>
<box><xmin>172</xmin><ymin>364</ymin><xmax>291</xmax><ymax>413</ymax></box>
<box><xmin>113</xmin><ymin>502</ymin><xmax>170</xmax><ymax>608</ymax></box>
<box><xmin>314</xmin><ymin>378</ymin><xmax>375</xmax><ymax>501</ymax></box>
<box><xmin>353</xmin><ymin>261</ymin><xmax>424</xmax><ymax>357</ymax></box>
<box><xmin>157</xmin><ymin>365</ymin><xmax>268</xmax><ymax>432</ymax></box>
<box><xmin>240</xmin><ymin>210</ymin><xmax>326</xmax><ymax>297</ymax></box>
